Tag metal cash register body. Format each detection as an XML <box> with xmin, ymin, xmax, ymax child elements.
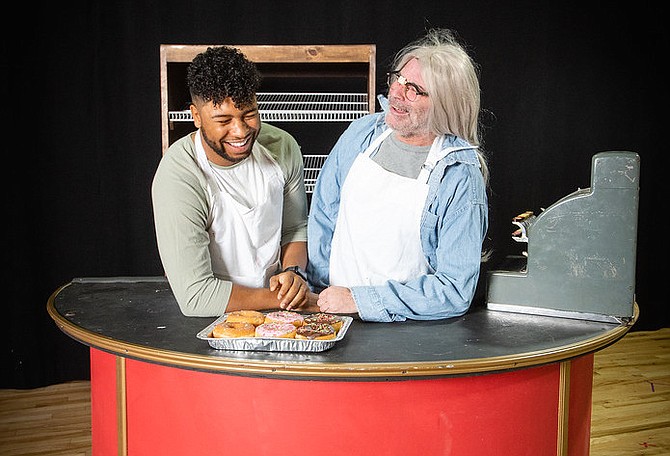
<box><xmin>486</xmin><ymin>151</ymin><xmax>640</xmax><ymax>323</ymax></box>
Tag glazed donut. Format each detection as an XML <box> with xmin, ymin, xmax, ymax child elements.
<box><xmin>212</xmin><ymin>321</ymin><xmax>256</xmax><ymax>338</ymax></box>
<box><xmin>255</xmin><ymin>322</ymin><xmax>297</xmax><ymax>339</ymax></box>
<box><xmin>296</xmin><ymin>323</ymin><xmax>336</xmax><ymax>340</ymax></box>
<box><xmin>225</xmin><ymin>310</ymin><xmax>265</xmax><ymax>326</ymax></box>
<box><xmin>264</xmin><ymin>311</ymin><xmax>304</xmax><ymax>328</ymax></box>
<box><xmin>304</xmin><ymin>313</ymin><xmax>344</xmax><ymax>332</ymax></box>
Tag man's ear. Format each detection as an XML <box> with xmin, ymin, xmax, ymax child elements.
<box><xmin>190</xmin><ymin>103</ymin><xmax>202</xmax><ymax>128</ymax></box>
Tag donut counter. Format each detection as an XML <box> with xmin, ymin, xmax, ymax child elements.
<box><xmin>47</xmin><ymin>276</ymin><xmax>636</xmax><ymax>456</ymax></box>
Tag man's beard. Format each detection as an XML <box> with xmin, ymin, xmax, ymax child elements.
<box><xmin>202</xmin><ymin>128</ymin><xmax>257</xmax><ymax>164</ymax></box>
<box><xmin>385</xmin><ymin>105</ymin><xmax>430</xmax><ymax>140</ymax></box>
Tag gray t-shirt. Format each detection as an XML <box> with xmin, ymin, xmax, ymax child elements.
<box><xmin>372</xmin><ymin>133</ymin><xmax>431</xmax><ymax>178</ymax></box>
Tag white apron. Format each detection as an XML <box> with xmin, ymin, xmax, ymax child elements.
<box><xmin>329</xmin><ymin>128</ymin><xmax>468</xmax><ymax>287</ymax></box>
<box><xmin>195</xmin><ymin>130</ymin><xmax>284</xmax><ymax>288</ymax></box>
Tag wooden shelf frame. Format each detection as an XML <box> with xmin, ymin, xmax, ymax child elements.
<box><xmin>160</xmin><ymin>44</ymin><xmax>376</xmax><ymax>153</ymax></box>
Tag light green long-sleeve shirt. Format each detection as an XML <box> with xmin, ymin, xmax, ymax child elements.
<box><xmin>152</xmin><ymin>123</ymin><xmax>308</xmax><ymax>316</ymax></box>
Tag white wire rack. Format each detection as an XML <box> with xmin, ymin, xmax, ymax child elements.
<box><xmin>168</xmin><ymin>92</ymin><xmax>369</xmax><ymax>123</ymax></box>
<box><xmin>303</xmin><ymin>155</ymin><xmax>329</xmax><ymax>193</ymax></box>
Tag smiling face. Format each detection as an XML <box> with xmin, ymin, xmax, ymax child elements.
<box><xmin>385</xmin><ymin>58</ymin><xmax>435</xmax><ymax>146</ymax></box>
<box><xmin>190</xmin><ymin>96</ymin><xmax>261</xmax><ymax>166</ymax></box>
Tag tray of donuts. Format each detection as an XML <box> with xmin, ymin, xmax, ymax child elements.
<box><xmin>197</xmin><ymin>310</ymin><xmax>353</xmax><ymax>352</ymax></box>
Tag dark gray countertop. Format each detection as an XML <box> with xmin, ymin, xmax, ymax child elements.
<box><xmin>48</xmin><ymin>276</ymin><xmax>632</xmax><ymax>379</ymax></box>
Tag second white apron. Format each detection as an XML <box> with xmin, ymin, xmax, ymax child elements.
<box><xmin>329</xmin><ymin>129</ymin><xmax>467</xmax><ymax>287</ymax></box>
<box><xmin>195</xmin><ymin>130</ymin><xmax>285</xmax><ymax>288</ymax></box>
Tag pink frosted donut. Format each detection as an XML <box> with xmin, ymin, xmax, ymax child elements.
<box><xmin>255</xmin><ymin>322</ymin><xmax>297</xmax><ymax>339</ymax></box>
<box><xmin>264</xmin><ymin>311</ymin><xmax>305</xmax><ymax>327</ymax></box>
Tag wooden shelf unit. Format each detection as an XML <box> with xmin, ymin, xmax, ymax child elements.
<box><xmin>160</xmin><ymin>44</ymin><xmax>377</xmax><ymax>154</ymax></box>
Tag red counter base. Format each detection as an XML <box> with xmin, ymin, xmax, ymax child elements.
<box><xmin>90</xmin><ymin>348</ymin><xmax>594</xmax><ymax>456</ymax></box>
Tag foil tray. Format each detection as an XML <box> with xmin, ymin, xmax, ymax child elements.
<box><xmin>197</xmin><ymin>313</ymin><xmax>353</xmax><ymax>352</ymax></box>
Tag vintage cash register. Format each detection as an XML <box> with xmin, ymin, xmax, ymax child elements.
<box><xmin>486</xmin><ymin>151</ymin><xmax>640</xmax><ymax>323</ymax></box>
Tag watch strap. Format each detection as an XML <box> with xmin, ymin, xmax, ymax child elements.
<box><xmin>282</xmin><ymin>266</ymin><xmax>307</xmax><ymax>281</ymax></box>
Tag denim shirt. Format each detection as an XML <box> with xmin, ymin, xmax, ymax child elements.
<box><xmin>307</xmin><ymin>96</ymin><xmax>489</xmax><ymax>322</ymax></box>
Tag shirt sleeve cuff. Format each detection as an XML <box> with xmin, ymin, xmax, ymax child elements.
<box><xmin>350</xmin><ymin>286</ymin><xmax>392</xmax><ymax>322</ymax></box>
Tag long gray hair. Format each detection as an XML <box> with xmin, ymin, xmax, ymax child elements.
<box><xmin>392</xmin><ymin>28</ymin><xmax>489</xmax><ymax>183</ymax></box>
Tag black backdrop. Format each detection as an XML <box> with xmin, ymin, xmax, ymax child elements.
<box><xmin>4</xmin><ymin>1</ymin><xmax>665</xmax><ymax>388</ymax></box>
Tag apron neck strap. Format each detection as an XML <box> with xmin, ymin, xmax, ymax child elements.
<box><xmin>417</xmin><ymin>135</ymin><xmax>447</xmax><ymax>183</ymax></box>
<box><xmin>417</xmin><ymin>137</ymin><xmax>478</xmax><ymax>184</ymax></box>
<box><xmin>363</xmin><ymin>128</ymin><xmax>394</xmax><ymax>157</ymax></box>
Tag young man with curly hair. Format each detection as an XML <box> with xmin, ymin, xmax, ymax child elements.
<box><xmin>152</xmin><ymin>46</ymin><xmax>317</xmax><ymax>316</ymax></box>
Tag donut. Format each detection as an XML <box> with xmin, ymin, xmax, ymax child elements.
<box><xmin>304</xmin><ymin>313</ymin><xmax>344</xmax><ymax>332</ymax></box>
<box><xmin>212</xmin><ymin>321</ymin><xmax>256</xmax><ymax>338</ymax></box>
<box><xmin>255</xmin><ymin>322</ymin><xmax>297</xmax><ymax>339</ymax></box>
<box><xmin>264</xmin><ymin>311</ymin><xmax>304</xmax><ymax>328</ymax></box>
<box><xmin>225</xmin><ymin>310</ymin><xmax>265</xmax><ymax>326</ymax></box>
<box><xmin>296</xmin><ymin>323</ymin><xmax>336</xmax><ymax>340</ymax></box>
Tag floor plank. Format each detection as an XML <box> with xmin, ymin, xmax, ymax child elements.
<box><xmin>0</xmin><ymin>381</ymin><xmax>92</xmax><ymax>456</ymax></box>
<box><xmin>590</xmin><ymin>328</ymin><xmax>670</xmax><ymax>455</ymax></box>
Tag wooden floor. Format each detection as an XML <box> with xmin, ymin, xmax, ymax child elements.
<box><xmin>590</xmin><ymin>328</ymin><xmax>670</xmax><ymax>455</ymax></box>
<box><xmin>1</xmin><ymin>328</ymin><xmax>668</xmax><ymax>455</ymax></box>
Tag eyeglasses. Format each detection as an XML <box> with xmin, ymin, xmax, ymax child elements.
<box><xmin>386</xmin><ymin>71</ymin><xmax>429</xmax><ymax>102</ymax></box>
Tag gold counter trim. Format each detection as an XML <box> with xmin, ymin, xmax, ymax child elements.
<box><xmin>47</xmin><ymin>285</ymin><xmax>637</xmax><ymax>379</ymax></box>
<box><xmin>556</xmin><ymin>360</ymin><xmax>571</xmax><ymax>456</ymax></box>
<box><xmin>115</xmin><ymin>356</ymin><xmax>127</xmax><ymax>456</ymax></box>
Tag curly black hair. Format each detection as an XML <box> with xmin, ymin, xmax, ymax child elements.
<box><xmin>187</xmin><ymin>46</ymin><xmax>261</xmax><ymax>109</ymax></box>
